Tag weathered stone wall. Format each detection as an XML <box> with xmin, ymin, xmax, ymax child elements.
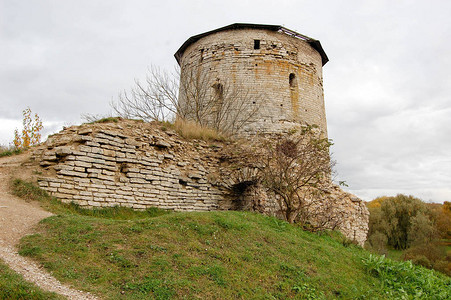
<box><xmin>34</xmin><ymin>121</ymin><xmax>232</xmax><ymax>211</ymax></box>
<box><xmin>178</xmin><ymin>28</ymin><xmax>327</xmax><ymax>136</ymax></box>
<box><xmin>32</xmin><ymin>120</ymin><xmax>368</xmax><ymax>245</ymax></box>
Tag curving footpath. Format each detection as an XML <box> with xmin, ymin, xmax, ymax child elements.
<box><xmin>0</xmin><ymin>153</ymin><xmax>98</xmax><ymax>300</ymax></box>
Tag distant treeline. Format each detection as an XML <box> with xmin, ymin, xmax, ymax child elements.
<box><xmin>366</xmin><ymin>195</ymin><xmax>451</xmax><ymax>275</ymax></box>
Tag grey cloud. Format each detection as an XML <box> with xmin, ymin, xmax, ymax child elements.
<box><xmin>1</xmin><ymin>0</ymin><xmax>450</xmax><ymax>202</ymax></box>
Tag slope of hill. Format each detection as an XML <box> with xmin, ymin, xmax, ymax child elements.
<box><xmin>12</xmin><ymin>179</ymin><xmax>450</xmax><ymax>300</ymax></box>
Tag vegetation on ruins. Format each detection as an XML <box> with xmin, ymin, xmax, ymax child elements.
<box><xmin>13</xmin><ymin>107</ymin><xmax>43</xmax><ymax>150</ymax></box>
<box><xmin>9</xmin><ymin>179</ymin><xmax>450</xmax><ymax>299</ymax></box>
<box><xmin>0</xmin><ymin>145</ymin><xmax>22</xmax><ymax>157</ymax></box>
<box><xmin>257</xmin><ymin>126</ymin><xmax>333</xmax><ymax>224</ymax></box>
<box><xmin>366</xmin><ymin>194</ymin><xmax>451</xmax><ymax>275</ymax></box>
<box><xmin>111</xmin><ymin>65</ymin><xmax>262</xmax><ymax>135</ymax></box>
<box><xmin>230</xmin><ymin>125</ymin><xmax>340</xmax><ymax>229</ymax></box>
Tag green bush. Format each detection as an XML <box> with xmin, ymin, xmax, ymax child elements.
<box><xmin>363</xmin><ymin>254</ymin><xmax>451</xmax><ymax>299</ymax></box>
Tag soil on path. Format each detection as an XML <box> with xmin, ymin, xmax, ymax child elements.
<box><xmin>0</xmin><ymin>152</ymin><xmax>98</xmax><ymax>299</ymax></box>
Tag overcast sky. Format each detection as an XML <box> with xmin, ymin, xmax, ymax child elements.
<box><xmin>1</xmin><ymin>0</ymin><xmax>450</xmax><ymax>203</ymax></box>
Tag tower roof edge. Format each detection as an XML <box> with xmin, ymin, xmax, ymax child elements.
<box><xmin>174</xmin><ymin>23</ymin><xmax>329</xmax><ymax>66</ymax></box>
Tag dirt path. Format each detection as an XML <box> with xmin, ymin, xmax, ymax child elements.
<box><xmin>0</xmin><ymin>153</ymin><xmax>99</xmax><ymax>299</ymax></box>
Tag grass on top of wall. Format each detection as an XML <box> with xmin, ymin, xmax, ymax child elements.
<box><xmin>161</xmin><ymin>119</ymin><xmax>227</xmax><ymax>142</ymax></box>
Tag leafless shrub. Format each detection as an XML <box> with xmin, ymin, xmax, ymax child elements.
<box><xmin>111</xmin><ymin>65</ymin><xmax>263</xmax><ymax>136</ymax></box>
<box><xmin>256</xmin><ymin>126</ymin><xmax>333</xmax><ymax>223</ymax></box>
<box><xmin>112</xmin><ymin>66</ymin><xmax>179</xmax><ymax>122</ymax></box>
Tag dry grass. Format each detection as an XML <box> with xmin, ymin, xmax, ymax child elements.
<box><xmin>168</xmin><ymin>120</ymin><xmax>226</xmax><ymax>142</ymax></box>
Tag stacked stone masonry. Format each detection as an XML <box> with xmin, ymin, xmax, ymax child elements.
<box><xmin>32</xmin><ymin>120</ymin><xmax>369</xmax><ymax>245</ymax></box>
<box><xmin>35</xmin><ymin>121</ymin><xmax>230</xmax><ymax>212</ymax></box>
<box><xmin>178</xmin><ymin>26</ymin><xmax>328</xmax><ymax>136</ymax></box>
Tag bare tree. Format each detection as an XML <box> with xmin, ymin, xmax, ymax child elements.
<box><xmin>255</xmin><ymin>126</ymin><xmax>333</xmax><ymax>224</ymax></box>
<box><xmin>111</xmin><ymin>65</ymin><xmax>263</xmax><ymax>135</ymax></box>
<box><xmin>112</xmin><ymin>66</ymin><xmax>179</xmax><ymax>122</ymax></box>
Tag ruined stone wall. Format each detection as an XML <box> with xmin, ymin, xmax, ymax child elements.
<box><xmin>32</xmin><ymin>120</ymin><xmax>368</xmax><ymax>245</ymax></box>
<box><xmin>178</xmin><ymin>28</ymin><xmax>327</xmax><ymax>136</ymax></box>
<box><xmin>34</xmin><ymin>121</ymin><xmax>233</xmax><ymax>211</ymax></box>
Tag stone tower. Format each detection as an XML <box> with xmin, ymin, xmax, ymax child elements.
<box><xmin>175</xmin><ymin>23</ymin><xmax>329</xmax><ymax>136</ymax></box>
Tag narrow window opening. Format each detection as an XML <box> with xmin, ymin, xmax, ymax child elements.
<box><xmin>200</xmin><ymin>49</ymin><xmax>204</xmax><ymax>62</ymax></box>
<box><xmin>212</xmin><ymin>82</ymin><xmax>224</xmax><ymax>102</ymax></box>
<box><xmin>289</xmin><ymin>73</ymin><xmax>296</xmax><ymax>88</ymax></box>
<box><xmin>254</xmin><ymin>39</ymin><xmax>260</xmax><ymax>50</ymax></box>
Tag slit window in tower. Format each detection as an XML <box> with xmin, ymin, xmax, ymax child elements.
<box><xmin>254</xmin><ymin>39</ymin><xmax>260</xmax><ymax>50</ymax></box>
<box><xmin>289</xmin><ymin>73</ymin><xmax>296</xmax><ymax>88</ymax></box>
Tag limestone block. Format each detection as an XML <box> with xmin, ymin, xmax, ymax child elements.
<box><xmin>42</xmin><ymin>154</ymin><xmax>58</xmax><ymax>161</ymax></box>
<box><xmin>102</xmin><ymin>170</ymin><xmax>115</xmax><ymax>176</ymax></box>
<box><xmin>78</xmin><ymin>128</ymin><xmax>93</xmax><ymax>135</ymax></box>
<box><xmin>130</xmin><ymin>178</ymin><xmax>147</xmax><ymax>184</ymax></box>
<box><xmin>103</xmin><ymin>149</ymin><xmax>116</xmax><ymax>157</ymax></box>
<box><xmin>86</xmin><ymin>141</ymin><xmax>101</xmax><ymax>147</ymax></box>
<box><xmin>97</xmin><ymin>174</ymin><xmax>115</xmax><ymax>182</ymax></box>
<box><xmin>88</xmin><ymin>201</ymin><xmax>102</xmax><ymax>207</ymax></box>
<box><xmin>126</xmin><ymin>172</ymin><xmax>145</xmax><ymax>178</ymax></box>
<box><xmin>57</xmin><ymin>169</ymin><xmax>88</xmax><ymax>178</ymax></box>
<box><xmin>79</xmin><ymin>145</ymin><xmax>92</xmax><ymax>153</ymax></box>
<box><xmin>54</xmin><ymin>165</ymin><xmax>74</xmax><ymax>171</ymax></box>
<box><xmin>55</xmin><ymin>146</ymin><xmax>73</xmax><ymax>156</ymax></box>
<box><xmin>74</xmin><ymin>160</ymin><xmax>92</xmax><ymax>168</ymax></box>
<box><xmin>155</xmin><ymin>139</ymin><xmax>171</xmax><ymax>148</ymax></box>
<box><xmin>91</xmin><ymin>147</ymin><xmax>104</xmax><ymax>155</ymax></box>
<box><xmin>38</xmin><ymin>181</ymin><xmax>49</xmax><ymax>187</ymax></box>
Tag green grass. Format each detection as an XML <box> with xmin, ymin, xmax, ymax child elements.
<box><xmin>89</xmin><ymin>116</ymin><xmax>121</xmax><ymax>124</ymax></box>
<box><xmin>363</xmin><ymin>254</ymin><xmax>450</xmax><ymax>298</ymax></box>
<box><xmin>0</xmin><ymin>260</ymin><xmax>62</xmax><ymax>299</ymax></box>
<box><xmin>12</xmin><ymin>179</ymin><xmax>451</xmax><ymax>299</ymax></box>
<box><xmin>0</xmin><ymin>147</ymin><xmax>22</xmax><ymax>157</ymax></box>
<box><xmin>12</xmin><ymin>179</ymin><xmax>170</xmax><ymax>219</ymax></box>
<box><xmin>386</xmin><ymin>248</ymin><xmax>404</xmax><ymax>261</ymax></box>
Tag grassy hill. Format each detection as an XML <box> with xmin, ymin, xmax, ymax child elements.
<box><xmin>0</xmin><ymin>261</ymin><xmax>62</xmax><ymax>300</ymax></box>
<box><xmin>9</xmin><ymin>180</ymin><xmax>451</xmax><ymax>299</ymax></box>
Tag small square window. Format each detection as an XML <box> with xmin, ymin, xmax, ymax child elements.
<box><xmin>254</xmin><ymin>39</ymin><xmax>260</xmax><ymax>50</ymax></box>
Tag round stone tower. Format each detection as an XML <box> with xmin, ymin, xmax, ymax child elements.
<box><xmin>175</xmin><ymin>23</ymin><xmax>329</xmax><ymax>136</ymax></box>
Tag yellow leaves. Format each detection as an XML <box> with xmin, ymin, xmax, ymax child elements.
<box><xmin>12</xmin><ymin>107</ymin><xmax>43</xmax><ymax>150</ymax></box>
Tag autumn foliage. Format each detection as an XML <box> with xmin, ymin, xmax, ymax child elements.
<box><xmin>366</xmin><ymin>195</ymin><xmax>451</xmax><ymax>275</ymax></box>
<box><xmin>13</xmin><ymin>108</ymin><xmax>43</xmax><ymax>149</ymax></box>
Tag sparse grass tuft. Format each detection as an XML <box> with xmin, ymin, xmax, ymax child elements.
<box><xmin>90</xmin><ymin>117</ymin><xmax>121</xmax><ymax>124</ymax></box>
<box><xmin>12</xmin><ymin>179</ymin><xmax>49</xmax><ymax>202</ymax></box>
<box><xmin>173</xmin><ymin>119</ymin><xmax>226</xmax><ymax>141</ymax></box>
<box><xmin>0</xmin><ymin>145</ymin><xmax>22</xmax><ymax>157</ymax></box>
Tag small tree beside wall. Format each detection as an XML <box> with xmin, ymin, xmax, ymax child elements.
<box><xmin>13</xmin><ymin>107</ymin><xmax>43</xmax><ymax>150</ymax></box>
<box><xmin>228</xmin><ymin>125</ymin><xmax>337</xmax><ymax>227</ymax></box>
